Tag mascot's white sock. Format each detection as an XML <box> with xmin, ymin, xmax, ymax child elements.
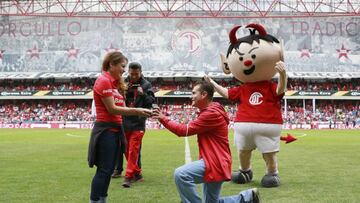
<box><xmin>262</xmin><ymin>152</ymin><xmax>281</xmax><ymax>187</ymax></box>
<box><xmin>263</xmin><ymin>152</ymin><xmax>278</xmax><ymax>175</ymax></box>
<box><xmin>239</xmin><ymin>150</ymin><xmax>252</xmax><ymax>171</ymax></box>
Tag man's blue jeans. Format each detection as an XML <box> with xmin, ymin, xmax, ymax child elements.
<box><xmin>174</xmin><ymin>159</ymin><xmax>255</xmax><ymax>203</ymax></box>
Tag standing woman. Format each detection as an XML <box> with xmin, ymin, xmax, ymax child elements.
<box><xmin>88</xmin><ymin>51</ymin><xmax>152</xmax><ymax>203</ymax></box>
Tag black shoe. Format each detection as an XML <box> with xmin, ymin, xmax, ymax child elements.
<box><xmin>122</xmin><ymin>177</ymin><xmax>132</xmax><ymax>188</ymax></box>
<box><xmin>231</xmin><ymin>169</ymin><xmax>253</xmax><ymax>184</ymax></box>
<box><xmin>261</xmin><ymin>174</ymin><xmax>280</xmax><ymax>188</ymax></box>
<box><xmin>111</xmin><ymin>170</ymin><xmax>122</xmax><ymax>178</ymax></box>
<box><xmin>132</xmin><ymin>174</ymin><xmax>144</xmax><ymax>183</ymax></box>
<box><xmin>252</xmin><ymin>188</ymin><xmax>261</xmax><ymax>203</ymax></box>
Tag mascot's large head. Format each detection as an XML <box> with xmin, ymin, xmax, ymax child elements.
<box><xmin>221</xmin><ymin>23</ymin><xmax>284</xmax><ymax>83</ymax></box>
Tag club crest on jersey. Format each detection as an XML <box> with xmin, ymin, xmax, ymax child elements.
<box><xmin>102</xmin><ymin>89</ymin><xmax>112</xmax><ymax>94</ymax></box>
<box><xmin>249</xmin><ymin>92</ymin><xmax>263</xmax><ymax>105</ymax></box>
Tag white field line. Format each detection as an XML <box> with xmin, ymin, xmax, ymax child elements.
<box><xmin>65</xmin><ymin>133</ymin><xmax>84</xmax><ymax>138</ymax></box>
<box><xmin>184</xmin><ymin>137</ymin><xmax>192</xmax><ymax>164</ymax></box>
<box><xmin>296</xmin><ymin>133</ymin><xmax>307</xmax><ymax>138</ymax></box>
<box><xmin>288</xmin><ymin>132</ymin><xmax>308</xmax><ymax>138</ymax></box>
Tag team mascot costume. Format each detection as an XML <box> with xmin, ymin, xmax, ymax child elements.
<box><xmin>205</xmin><ymin>23</ymin><xmax>287</xmax><ymax>187</ymax></box>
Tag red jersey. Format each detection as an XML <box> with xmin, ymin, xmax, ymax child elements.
<box><xmin>93</xmin><ymin>72</ymin><xmax>125</xmax><ymax>123</ymax></box>
<box><xmin>228</xmin><ymin>80</ymin><xmax>283</xmax><ymax>124</ymax></box>
<box><xmin>160</xmin><ymin>102</ymin><xmax>232</xmax><ymax>182</ymax></box>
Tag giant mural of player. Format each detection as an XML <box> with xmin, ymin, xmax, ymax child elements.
<box><xmin>205</xmin><ymin>23</ymin><xmax>287</xmax><ymax>187</ymax></box>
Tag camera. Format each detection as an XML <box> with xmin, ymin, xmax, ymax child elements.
<box><xmin>130</xmin><ymin>83</ymin><xmax>140</xmax><ymax>89</ymax></box>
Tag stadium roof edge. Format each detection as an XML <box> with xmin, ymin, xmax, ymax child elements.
<box><xmin>0</xmin><ymin>0</ymin><xmax>358</xmax><ymax>18</ymax></box>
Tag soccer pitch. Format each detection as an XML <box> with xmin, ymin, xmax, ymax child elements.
<box><xmin>0</xmin><ymin>129</ymin><xmax>359</xmax><ymax>203</ymax></box>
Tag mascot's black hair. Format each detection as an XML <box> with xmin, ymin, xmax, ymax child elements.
<box><xmin>226</xmin><ymin>24</ymin><xmax>280</xmax><ymax>57</ymax></box>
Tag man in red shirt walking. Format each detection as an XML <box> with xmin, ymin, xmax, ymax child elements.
<box><xmin>152</xmin><ymin>81</ymin><xmax>260</xmax><ymax>203</ymax></box>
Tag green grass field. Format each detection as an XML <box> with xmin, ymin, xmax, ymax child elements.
<box><xmin>0</xmin><ymin>129</ymin><xmax>359</xmax><ymax>203</ymax></box>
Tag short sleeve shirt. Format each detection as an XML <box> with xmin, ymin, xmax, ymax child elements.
<box><xmin>228</xmin><ymin>80</ymin><xmax>283</xmax><ymax>124</ymax></box>
<box><xmin>93</xmin><ymin>72</ymin><xmax>125</xmax><ymax>123</ymax></box>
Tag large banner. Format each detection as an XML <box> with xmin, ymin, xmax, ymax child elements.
<box><xmin>1</xmin><ymin>89</ymin><xmax>359</xmax><ymax>99</ymax></box>
<box><xmin>0</xmin><ymin>16</ymin><xmax>359</xmax><ymax>74</ymax></box>
<box><xmin>0</xmin><ymin>90</ymin><xmax>92</xmax><ymax>99</ymax></box>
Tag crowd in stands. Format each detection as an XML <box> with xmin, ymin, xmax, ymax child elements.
<box><xmin>150</xmin><ymin>78</ymin><xmax>240</xmax><ymax>92</ymax></box>
<box><xmin>148</xmin><ymin>103</ymin><xmax>237</xmax><ymax>125</ymax></box>
<box><xmin>0</xmin><ymin>100</ymin><xmax>93</xmax><ymax>124</ymax></box>
<box><xmin>0</xmin><ymin>77</ymin><xmax>359</xmax><ymax>128</ymax></box>
<box><xmin>1</xmin><ymin>77</ymin><xmax>359</xmax><ymax>92</ymax></box>
<box><xmin>150</xmin><ymin>100</ymin><xmax>360</xmax><ymax>128</ymax></box>
<box><xmin>287</xmin><ymin>78</ymin><xmax>360</xmax><ymax>91</ymax></box>
<box><xmin>0</xmin><ymin>78</ymin><xmax>94</xmax><ymax>91</ymax></box>
<box><xmin>1</xmin><ymin>99</ymin><xmax>359</xmax><ymax>128</ymax></box>
<box><xmin>283</xmin><ymin>100</ymin><xmax>360</xmax><ymax>126</ymax></box>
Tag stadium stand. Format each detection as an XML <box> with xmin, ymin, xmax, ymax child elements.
<box><xmin>0</xmin><ymin>78</ymin><xmax>94</xmax><ymax>91</ymax></box>
<box><xmin>0</xmin><ymin>5</ymin><xmax>359</xmax><ymax>130</ymax></box>
<box><xmin>1</xmin><ymin>77</ymin><xmax>359</xmax><ymax>92</ymax></box>
<box><xmin>0</xmin><ymin>77</ymin><xmax>359</xmax><ymax>129</ymax></box>
<box><xmin>0</xmin><ymin>100</ymin><xmax>93</xmax><ymax>123</ymax></box>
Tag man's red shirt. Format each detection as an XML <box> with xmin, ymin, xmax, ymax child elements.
<box><xmin>160</xmin><ymin>102</ymin><xmax>232</xmax><ymax>182</ymax></box>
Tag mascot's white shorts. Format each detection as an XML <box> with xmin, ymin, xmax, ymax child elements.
<box><xmin>234</xmin><ymin>122</ymin><xmax>282</xmax><ymax>153</ymax></box>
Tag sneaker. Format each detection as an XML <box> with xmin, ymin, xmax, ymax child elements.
<box><xmin>132</xmin><ymin>174</ymin><xmax>144</xmax><ymax>183</ymax></box>
<box><xmin>122</xmin><ymin>177</ymin><xmax>132</xmax><ymax>188</ymax></box>
<box><xmin>111</xmin><ymin>170</ymin><xmax>122</xmax><ymax>178</ymax></box>
<box><xmin>251</xmin><ymin>188</ymin><xmax>261</xmax><ymax>203</ymax></box>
